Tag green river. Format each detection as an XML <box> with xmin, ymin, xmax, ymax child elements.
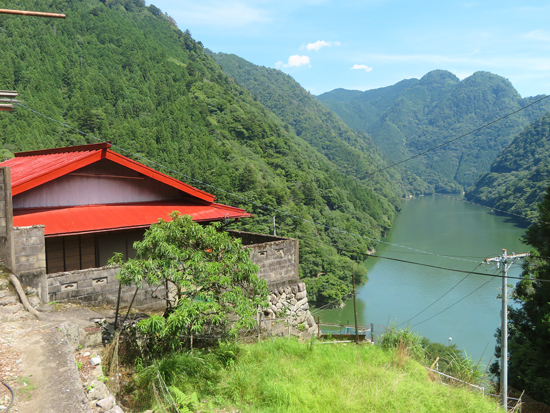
<box><xmin>317</xmin><ymin>194</ymin><xmax>528</xmax><ymax>368</ymax></box>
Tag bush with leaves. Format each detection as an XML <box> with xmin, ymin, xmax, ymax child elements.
<box><xmin>116</xmin><ymin>213</ymin><xmax>269</xmax><ymax>356</ymax></box>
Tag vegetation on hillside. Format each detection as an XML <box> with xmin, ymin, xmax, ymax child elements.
<box><xmin>318</xmin><ymin>70</ymin><xmax>550</xmax><ymax>193</ymax></box>
<box><xmin>490</xmin><ymin>186</ymin><xmax>550</xmax><ymax>404</ymax></box>
<box><xmin>0</xmin><ymin>0</ymin><xmax>401</xmax><ymax>305</ymax></box>
<box><xmin>209</xmin><ymin>51</ymin><xmax>405</xmax><ymax>203</ymax></box>
<box><xmin>466</xmin><ymin>111</ymin><xmax>550</xmax><ymax>221</ymax></box>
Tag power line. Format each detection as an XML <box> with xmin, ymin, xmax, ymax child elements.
<box><xmin>13</xmin><ymin>102</ymin><xmax>480</xmax><ymax>265</ymax></box>
<box><xmin>367</xmin><ymin>253</ymin><xmax>542</xmax><ymax>282</ymax></box>
<box><xmin>398</xmin><ymin>263</ymin><xmax>483</xmax><ymax>327</ymax></box>
<box><xmin>411</xmin><ymin>276</ymin><xmax>496</xmax><ymax>328</ymax></box>
<box><xmin>366</xmin><ymin>94</ymin><xmax>550</xmax><ymax>177</ymax></box>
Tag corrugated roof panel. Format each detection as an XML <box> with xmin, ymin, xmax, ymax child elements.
<box><xmin>2</xmin><ymin>150</ymin><xmax>99</xmax><ymax>188</ymax></box>
<box><xmin>13</xmin><ymin>201</ymin><xmax>252</xmax><ymax>236</ymax></box>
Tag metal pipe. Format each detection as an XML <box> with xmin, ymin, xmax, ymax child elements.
<box><xmin>0</xmin><ymin>8</ymin><xmax>66</xmax><ymax>18</ymax></box>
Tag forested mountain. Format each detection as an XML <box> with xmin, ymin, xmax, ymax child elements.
<box><xmin>465</xmin><ymin>111</ymin><xmax>550</xmax><ymax>221</ymax></box>
<box><xmin>0</xmin><ymin>0</ymin><xmax>401</xmax><ymax>305</ymax></box>
<box><xmin>209</xmin><ymin>52</ymin><xmax>412</xmax><ymax>201</ymax></box>
<box><xmin>318</xmin><ymin>70</ymin><xmax>550</xmax><ymax>192</ymax></box>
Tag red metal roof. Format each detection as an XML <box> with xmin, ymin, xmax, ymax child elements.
<box><xmin>1</xmin><ymin>142</ymin><xmax>215</xmax><ymax>202</ymax></box>
<box><xmin>13</xmin><ymin>201</ymin><xmax>251</xmax><ymax>237</ymax></box>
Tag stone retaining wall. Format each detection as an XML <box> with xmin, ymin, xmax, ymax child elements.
<box><xmin>263</xmin><ymin>281</ymin><xmax>318</xmax><ymax>337</ymax></box>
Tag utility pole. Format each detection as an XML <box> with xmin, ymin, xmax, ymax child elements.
<box><xmin>273</xmin><ymin>216</ymin><xmax>276</xmax><ymax>236</ymax></box>
<box><xmin>485</xmin><ymin>249</ymin><xmax>529</xmax><ymax>411</ymax></box>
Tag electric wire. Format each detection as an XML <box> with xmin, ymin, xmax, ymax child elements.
<box><xmin>13</xmin><ymin>102</ymin><xmax>481</xmax><ymax>266</ymax></box>
<box><xmin>366</xmin><ymin>94</ymin><xmax>550</xmax><ymax>178</ymax></box>
<box><xmin>411</xmin><ymin>275</ymin><xmax>497</xmax><ymax>328</ymax></box>
<box><xmin>398</xmin><ymin>263</ymin><xmax>483</xmax><ymax>327</ymax></box>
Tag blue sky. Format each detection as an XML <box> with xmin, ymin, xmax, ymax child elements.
<box><xmin>148</xmin><ymin>0</ymin><xmax>550</xmax><ymax>98</ymax></box>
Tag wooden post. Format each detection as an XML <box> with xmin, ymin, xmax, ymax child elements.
<box><xmin>114</xmin><ymin>281</ymin><xmax>122</xmax><ymax>331</ymax></box>
<box><xmin>317</xmin><ymin>316</ymin><xmax>321</xmax><ymax>339</ymax></box>
<box><xmin>352</xmin><ymin>267</ymin><xmax>359</xmax><ymax>344</ymax></box>
<box><xmin>257</xmin><ymin>311</ymin><xmax>261</xmax><ymax>342</ymax></box>
<box><xmin>371</xmin><ymin>323</ymin><xmax>375</xmax><ymax>344</ymax></box>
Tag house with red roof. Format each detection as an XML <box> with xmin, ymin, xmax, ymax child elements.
<box><xmin>0</xmin><ymin>142</ymin><xmax>302</xmax><ymax>311</ymax></box>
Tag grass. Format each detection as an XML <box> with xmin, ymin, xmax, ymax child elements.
<box><xmin>124</xmin><ymin>338</ymin><xmax>503</xmax><ymax>413</ymax></box>
<box><xmin>15</xmin><ymin>375</ymin><xmax>37</xmax><ymax>401</ymax></box>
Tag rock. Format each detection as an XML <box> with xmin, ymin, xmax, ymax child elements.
<box><xmin>307</xmin><ymin>315</ymin><xmax>315</xmax><ymax>327</ymax></box>
<box><xmin>0</xmin><ymin>303</ymin><xmax>23</xmax><ymax>313</ymax></box>
<box><xmin>90</xmin><ymin>356</ymin><xmax>102</xmax><ymax>366</ymax></box>
<box><xmin>27</xmin><ymin>295</ymin><xmax>42</xmax><ymax>308</ymax></box>
<box><xmin>293</xmin><ymin>298</ymin><xmax>307</xmax><ymax>312</ymax></box>
<box><xmin>37</xmin><ymin>303</ymin><xmax>54</xmax><ymax>312</ymax></box>
<box><xmin>298</xmin><ymin>282</ymin><xmax>306</xmax><ymax>292</ymax></box>
<box><xmin>96</xmin><ymin>394</ymin><xmax>115</xmax><ymax>410</ymax></box>
<box><xmin>108</xmin><ymin>405</ymin><xmax>124</xmax><ymax>413</ymax></box>
<box><xmin>0</xmin><ymin>295</ymin><xmax>17</xmax><ymax>306</ymax></box>
<box><xmin>24</xmin><ymin>286</ymin><xmax>38</xmax><ymax>296</ymax></box>
<box><xmin>87</xmin><ymin>379</ymin><xmax>109</xmax><ymax>401</ymax></box>
<box><xmin>59</xmin><ymin>321</ymin><xmax>80</xmax><ymax>350</ymax></box>
<box><xmin>291</xmin><ymin>284</ymin><xmax>298</xmax><ymax>294</ymax></box>
<box><xmin>295</xmin><ymin>291</ymin><xmax>306</xmax><ymax>300</ymax></box>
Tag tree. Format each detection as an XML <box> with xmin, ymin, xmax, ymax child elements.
<box><xmin>491</xmin><ymin>186</ymin><xmax>550</xmax><ymax>403</ymax></box>
<box><xmin>116</xmin><ymin>213</ymin><xmax>269</xmax><ymax>354</ymax></box>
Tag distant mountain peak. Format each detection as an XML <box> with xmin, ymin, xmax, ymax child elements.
<box><xmin>418</xmin><ymin>70</ymin><xmax>460</xmax><ymax>88</ymax></box>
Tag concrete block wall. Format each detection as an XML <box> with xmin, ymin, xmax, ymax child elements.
<box><xmin>13</xmin><ymin>225</ymin><xmax>47</xmax><ymax>301</ymax></box>
<box><xmin>229</xmin><ymin>231</ymin><xmax>299</xmax><ymax>287</ymax></box>
<box><xmin>47</xmin><ymin>266</ymin><xmax>165</xmax><ymax>309</ymax></box>
<box><xmin>0</xmin><ymin>167</ymin><xmax>14</xmax><ymax>270</ymax></box>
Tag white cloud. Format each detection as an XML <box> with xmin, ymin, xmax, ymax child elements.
<box><xmin>306</xmin><ymin>40</ymin><xmax>341</xmax><ymax>51</ymax></box>
<box><xmin>351</xmin><ymin>64</ymin><xmax>373</xmax><ymax>72</ymax></box>
<box><xmin>276</xmin><ymin>55</ymin><xmax>311</xmax><ymax>68</ymax></box>
<box><xmin>524</xmin><ymin>30</ymin><xmax>550</xmax><ymax>42</ymax></box>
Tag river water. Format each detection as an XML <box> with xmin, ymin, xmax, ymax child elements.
<box><xmin>316</xmin><ymin>194</ymin><xmax>528</xmax><ymax>368</ymax></box>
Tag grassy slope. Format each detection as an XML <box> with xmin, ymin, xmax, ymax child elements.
<box><xmin>157</xmin><ymin>339</ymin><xmax>502</xmax><ymax>413</ymax></box>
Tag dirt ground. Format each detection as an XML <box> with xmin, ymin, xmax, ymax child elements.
<box><xmin>0</xmin><ymin>302</ymin><xmax>113</xmax><ymax>413</ymax></box>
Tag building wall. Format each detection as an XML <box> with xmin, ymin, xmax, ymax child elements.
<box><xmin>47</xmin><ymin>266</ymin><xmax>164</xmax><ymax>309</ymax></box>
<box><xmin>13</xmin><ymin>225</ymin><xmax>47</xmax><ymax>301</ymax></box>
<box><xmin>13</xmin><ymin>159</ymin><xmax>185</xmax><ymax>209</ymax></box>
<box><xmin>229</xmin><ymin>230</ymin><xmax>299</xmax><ymax>287</ymax></box>
<box><xmin>0</xmin><ymin>168</ymin><xmax>14</xmax><ymax>270</ymax></box>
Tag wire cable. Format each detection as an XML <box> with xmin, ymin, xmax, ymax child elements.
<box><xmin>398</xmin><ymin>263</ymin><xmax>483</xmax><ymax>327</ymax></box>
<box><xmin>366</xmin><ymin>94</ymin><xmax>550</xmax><ymax>177</ymax></box>
<box><xmin>411</xmin><ymin>275</ymin><xmax>496</xmax><ymax>328</ymax></box>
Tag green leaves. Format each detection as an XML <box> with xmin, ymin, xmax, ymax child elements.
<box><xmin>117</xmin><ymin>213</ymin><xmax>268</xmax><ymax>355</ymax></box>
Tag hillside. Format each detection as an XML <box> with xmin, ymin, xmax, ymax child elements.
<box><xmin>209</xmin><ymin>51</ymin><xmax>405</xmax><ymax>203</ymax></box>
<box><xmin>466</xmin><ymin>111</ymin><xmax>550</xmax><ymax>221</ymax></box>
<box><xmin>0</xmin><ymin>0</ymin><xmax>400</xmax><ymax>305</ymax></box>
<box><xmin>318</xmin><ymin>70</ymin><xmax>550</xmax><ymax>192</ymax></box>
